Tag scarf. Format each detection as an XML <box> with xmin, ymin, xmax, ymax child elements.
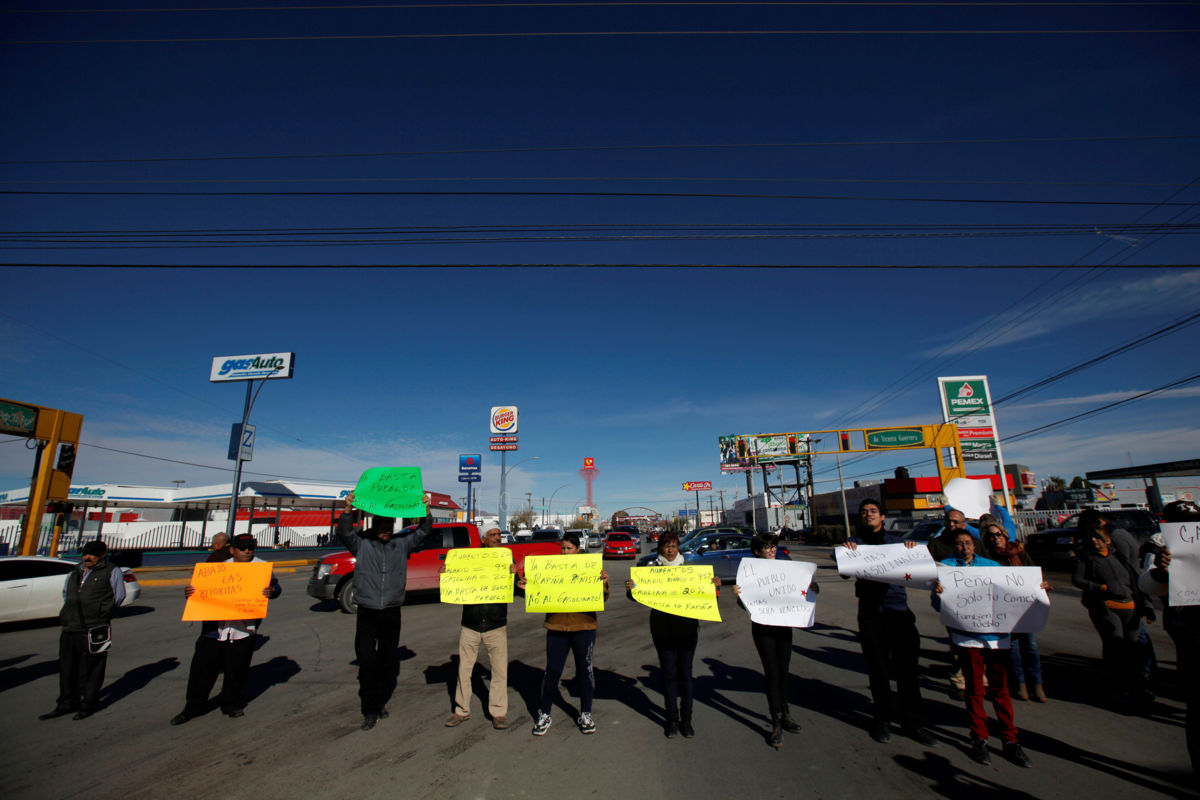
<box><xmin>655</xmin><ymin>552</ymin><xmax>685</xmax><ymax>566</ymax></box>
<box><xmin>987</xmin><ymin>539</ymin><xmax>1027</xmax><ymax>567</ymax></box>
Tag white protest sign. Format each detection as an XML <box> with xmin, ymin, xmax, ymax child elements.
<box><xmin>835</xmin><ymin>542</ymin><xmax>938</xmax><ymax>588</ymax></box>
<box><xmin>943</xmin><ymin>477</ymin><xmax>991</xmax><ymax>520</ymax></box>
<box><xmin>937</xmin><ymin>565</ymin><xmax>1049</xmax><ymax>634</ymax></box>
<box><xmin>736</xmin><ymin>558</ymin><xmax>817</xmax><ymax>628</ymax></box>
<box><xmin>1160</xmin><ymin>521</ymin><xmax>1200</xmax><ymax>607</ymax></box>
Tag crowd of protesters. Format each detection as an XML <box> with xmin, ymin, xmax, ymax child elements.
<box><xmin>31</xmin><ymin>493</ymin><xmax>1198</xmax><ymax>776</ymax></box>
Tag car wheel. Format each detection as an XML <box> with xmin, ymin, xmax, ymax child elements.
<box><xmin>337</xmin><ymin>576</ymin><xmax>358</xmax><ymax>614</ymax></box>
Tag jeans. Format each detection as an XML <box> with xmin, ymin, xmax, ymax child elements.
<box><xmin>1008</xmin><ymin>632</ymin><xmax>1043</xmax><ymax>686</ymax></box>
<box><xmin>751</xmin><ymin>622</ymin><xmax>793</xmax><ymax>718</ymax></box>
<box><xmin>539</xmin><ymin>629</ymin><xmax>596</xmax><ymax>715</ymax></box>
<box><xmin>959</xmin><ymin>646</ymin><xmax>1018</xmax><ymax>743</ymax></box>
<box><xmin>355</xmin><ymin>606</ymin><xmax>403</xmax><ymax>716</ymax></box>
<box><xmin>857</xmin><ymin>609</ymin><xmax>924</xmax><ymax>729</ymax></box>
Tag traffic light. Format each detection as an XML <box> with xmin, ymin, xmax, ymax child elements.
<box><xmin>56</xmin><ymin>444</ymin><xmax>76</xmax><ymax>477</ymax></box>
<box><xmin>840</xmin><ymin>432</ymin><xmax>851</xmax><ymax>451</ymax></box>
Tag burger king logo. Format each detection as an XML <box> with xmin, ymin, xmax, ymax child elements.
<box><xmin>490</xmin><ymin>406</ymin><xmax>518</xmax><ymax>434</ymax></box>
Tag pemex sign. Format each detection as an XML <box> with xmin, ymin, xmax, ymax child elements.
<box><xmin>938</xmin><ymin>376</ymin><xmax>998</xmax><ymax>462</ymax></box>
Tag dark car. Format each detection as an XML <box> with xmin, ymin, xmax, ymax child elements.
<box><xmin>637</xmin><ymin>530</ymin><xmax>791</xmax><ymax>584</ymax></box>
<box><xmin>1024</xmin><ymin>508</ymin><xmax>1160</xmax><ymax>569</ymax></box>
<box><xmin>902</xmin><ymin>520</ymin><xmax>945</xmax><ymax>544</ymax></box>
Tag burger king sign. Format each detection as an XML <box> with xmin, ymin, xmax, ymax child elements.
<box><xmin>490</xmin><ymin>406</ymin><xmax>519</xmax><ymax>435</ymax></box>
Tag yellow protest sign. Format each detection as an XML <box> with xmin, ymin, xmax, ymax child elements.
<box><xmin>440</xmin><ymin>547</ymin><xmax>514</xmax><ymax>605</ymax></box>
<box><xmin>630</xmin><ymin>565</ymin><xmax>722</xmax><ymax>622</ymax></box>
<box><xmin>182</xmin><ymin>561</ymin><xmax>273</xmax><ymax>621</ymax></box>
<box><xmin>524</xmin><ymin>553</ymin><xmax>605</xmax><ymax>613</ymax></box>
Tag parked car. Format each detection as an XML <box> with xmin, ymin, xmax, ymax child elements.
<box><xmin>307</xmin><ymin>522</ymin><xmax>560</xmax><ymax>613</ymax></box>
<box><xmin>602</xmin><ymin>532</ymin><xmax>639</xmax><ymax>559</ymax></box>
<box><xmin>636</xmin><ymin>530</ymin><xmax>792</xmax><ymax>584</ymax></box>
<box><xmin>1024</xmin><ymin>508</ymin><xmax>1160</xmax><ymax>569</ymax></box>
<box><xmin>0</xmin><ymin>556</ymin><xmax>140</xmax><ymax>623</ymax></box>
<box><xmin>902</xmin><ymin>520</ymin><xmax>945</xmax><ymax>543</ymax></box>
<box><xmin>564</xmin><ymin>528</ymin><xmax>595</xmax><ymax>551</ymax></box>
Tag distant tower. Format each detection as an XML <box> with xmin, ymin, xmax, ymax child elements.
<box><xmin>579</xmin><ymin>457</ymin><xmax>599</xmax><ymax>510</ymax></box>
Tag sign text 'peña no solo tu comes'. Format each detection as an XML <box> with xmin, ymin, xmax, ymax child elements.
<box><xmin>937</xmin><ymin>565</ymin><xmax>1050</xmax><ymax>634</ymax></box>
<box><xmin>1161</xmin><ymin>521</ymin><xmax>1200</xmax><ymax>607</ymax></box>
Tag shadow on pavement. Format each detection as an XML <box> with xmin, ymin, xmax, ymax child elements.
<box><xmin>100</xmin><ymin>657</ymin><xmax>180</xmax><ymax>707</ymax></box>
<box><xmin>1018</xmin><ymin>727</ymin><xmax>1198</xmax><ymax>797</ymax></box>
<box><xmin>308</xmin><ymin>600</ymin><xmax>340</xmax><ymax>613</ymax></box>
<box><xmin>696</xmin><ymin>657</ymin><xmax>770</xmax><ymax>738</ymax></box>
<box><xmin>424</xmin><ymin>655</ymin><xmax>460</xmax><ymax>709</ymax></box>
<box><xmin>244</xmin><ymin>656</ymin><xmax>302</xmax><ymax>704</ymax></box>
<box><xmin>594</xmin><ymin>666</ymin><xmax>659</xmax><ymax>726</ymax></box>
<box><xmin>0</xmin><ymin>656</ymin><xmax>60</xmax><ymax>693</ymax></box>
<box><xmin>894</xmin><ymin>751</ymin><xmax>1042</xmax><ymax>798</ymax></box>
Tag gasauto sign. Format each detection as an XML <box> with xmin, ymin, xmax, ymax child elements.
<box><xmin>210</xmin><ymin>352</ymin><xmax>296</xmax><ymax>382</ymax></box>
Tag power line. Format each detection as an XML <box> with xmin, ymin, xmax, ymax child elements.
<box><xmin>2</xmin><ymin>188</ymin><xmax>1193</xmax><ymax>206</ymax></box>
<box><xmin>78</xmin><ymin>441</ymin><xmax>352</xmax><ymax>483</ymax></box>
<box><xmin>2</xmin><ymin>262</ymin><xmax>1197</xmax><ymax>269</ymax></box>
<box><xmin>4</xmin><ymin>134</ymin><xmax>1194</xmax><ymax>166</ymax></box>
<box><xmin>8</xmin><ymin>28</ymin><xmax>1198</xmax><ymax>45</ymax></box>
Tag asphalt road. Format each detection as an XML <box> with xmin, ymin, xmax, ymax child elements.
<box><xmin>0</xmin><ymin>547</ymin><xmax>1194</xmax><ymax>800</ymax></box>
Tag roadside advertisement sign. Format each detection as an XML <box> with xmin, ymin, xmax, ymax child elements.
<box><xmin>938</xmin><ymin>375</ymin><xmax>998</xmax><ymax>462</ymax></box>
<box><xmin>682</xmin><ymin>481</ymin><xmax>713</xmax><ymax>491</ymax></box>
<box><xmin>0</xmin><ymin>398</ymin><xmax>38</xmax><ymax>436</ymax></box>
<box><xmin>719</xmin><ymin>433</ymin><xmax>808</xmax><ymax>470</ymax></box>
<box><xmin>490</xmin><ymin>444</ymin><xmax>518</xmax><ymax>451</ymax></box>
<box><xmin>490</xmin><ymin>406</ymin><xmax>518</xmax><ymax>435</ymax></box>
<box><xmin>584</xmin><ymin>457</ymin><xmax>595</xmax><ymax>468</ymax></box>
<box><xmin>489</xmin><ymin>436</ymin><xmax>518</xmax><ymax>443</ymax></box>
<box><xmin>210</xmin><ymin>352</ymin><xmax>295</xmax><ymax>382</ymax></box>
<box><xmin>459</xmin><ymin>454</ymin><xmax>482</xmax><ymax>473</ymax></box>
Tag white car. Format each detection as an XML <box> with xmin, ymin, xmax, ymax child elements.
<box><xmin>0</xmin><ymin>556</ymin><xmax>140</xmax><ymax>623</ymax></box>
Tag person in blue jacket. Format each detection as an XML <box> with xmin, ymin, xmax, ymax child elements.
<box><xmin>933</xmin><ymin>529</ymin><xmax>1030</xmax><ymax>768</ymax></box>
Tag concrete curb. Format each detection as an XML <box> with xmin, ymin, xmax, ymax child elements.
<box><xmin>133</xmin><ymin>558</ymin><xmax>317</xmax><ymax>574</ymax></box>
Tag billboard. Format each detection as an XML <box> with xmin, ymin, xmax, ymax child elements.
<box><xmin>719</xmin><ymin>433</ymin><xmax>809</xmax><ymax>471</ymax></box>
<box><xmin>210</xmin><ymin>352</ymin><xmax>295</xmax><ymax>382</ymax></box>
<box><xmin>938</xmin><ymin>376</ymin><xmax>997</xmax><ymax>462</ymax></box>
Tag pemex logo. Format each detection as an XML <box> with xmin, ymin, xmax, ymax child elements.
<box><xmin>958</xmin><ymin>383</ymin><xmax>974</xmax><ymax>399</ymax></box>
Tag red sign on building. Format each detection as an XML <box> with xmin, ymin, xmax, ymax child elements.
<box><xmin>682</xmin><ymin>481</ymin><xmax>713</xmax><ymax>491</ymax></box>
<box><xmin>489</xmin><ymin>436</ymin><xmax>518</xmax><ymax>443</ymax></box>
<box><xmin>489</xmin><ymin>444</ymin><xmax>518</xmax><ymax>451</ymax></box>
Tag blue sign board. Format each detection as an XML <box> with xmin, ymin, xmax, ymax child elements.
<box><xmin>459</xmin><ymin>453</ymin><xmax>482</xmax><ymax>473</ymax></box>
<box><xmin>458</xmin><ymin>474</ymin><xmax>481</xmax><ymax>483</ymax></box>
<box><xmin>677</xmin><ymin>508</ymin><xmax>696</xmax><ymax>516</ymax></box>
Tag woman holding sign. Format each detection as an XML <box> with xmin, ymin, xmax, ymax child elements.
<box><xmin>624</xmin><ymin>531</ymin><xmax>721</xmax><ymax>739</ymax></box>
<box><xmin>982</xmin><ymin>523</ymin><xmax>1048</xmax><ymax>703</ymax></box>
<box><xmin>732</xmin><ymin>532</ymin><xmax>811</xmax><ymax>749</ymax></box>
<box><xmin>522</xmin><ymin>533</ymin><xmax>610</xmax><ymax>736</ymax></box>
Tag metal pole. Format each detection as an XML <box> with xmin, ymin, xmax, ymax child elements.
<box><xmin>499</xmin><ymin>450</ymin><xmax>508</xmax><ymax>533</ymax></box>
<box><xmin>201</xmin><ymin>501</ymin><xmax>209</xmax><ymax>547</ymax></box>
<box><xmin>748</xmin><ymin>469</ymin><xmax>757</xmax><ymax>532</ymax></box>
<box><xmin>836</xmin><ymin>452</ymin><xmax>851</xmax><ymax>540</ymax></box>
<box><xmin>694</xmin><ymin>490</ymin><xmax>700</xmax><ymax>526</ymax></box>
<box><xmin>225</xmin><ymin>380</ymin><xmax>254</xmax><ymax>539</ymax></box>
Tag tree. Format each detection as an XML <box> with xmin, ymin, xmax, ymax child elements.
<box><xmin>1069</xmin><ymin>476</ymin><xmax>1098</xmax><ymax>490</ymax></box>
<box><xmin>568</xmin><ymin>516</ymin><xmax>593</xmax><ymax>530</ymax></box>
<box><xmin>508</xmin><ymin>509</ymin><xmax>537</xmax><ymax>531</ymax></box>
<box><xmin>1046</xmin><ymin>476</ymin><xmax>1067</xmax><ymax>491</ymax></box>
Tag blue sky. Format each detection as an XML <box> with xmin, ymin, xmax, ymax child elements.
<box><xmin>2</xmin><ymin>2</ymin><xmax>1199</xmax><ymax>515</ymax></box>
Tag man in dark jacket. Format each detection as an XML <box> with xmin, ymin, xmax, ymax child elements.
<box><xmin>843</xmin><ymin>499</ymin><xmax>933</xmax><ymax>746</ymax></box>
<box><xmin>444</xmin><ymin>527</ymin><xmax>516</xmax><ymax>730</ymax></box>
<box><xmin>336</xmin><ymin>490</ymin><xmax>434</xmax><ymax>730</ymax></box>
<box><xmin>39</xmin><ymin>540</ymin><xmax>126</xmax><ymax>721</ymax></box>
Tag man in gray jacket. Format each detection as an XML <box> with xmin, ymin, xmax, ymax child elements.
<box><xmin>336</xmin><ymin>490</ymin><xmax>434</xmax><ymax>730</ymax></box>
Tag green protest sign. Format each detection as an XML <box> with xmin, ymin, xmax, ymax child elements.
<box><xmin>352</xmin><ymin>467</ymin><xmax>426</xmax><ymax>518</ymax></box>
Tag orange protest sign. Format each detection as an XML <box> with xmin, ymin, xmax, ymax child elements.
<box><xmin>181</xmin><ymin>561</ymin><xmax>273</xmax><ymax>621</ymax></box>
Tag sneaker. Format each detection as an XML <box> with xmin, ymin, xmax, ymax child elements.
<box><xmin>444</xmin><ymin>713</ymin><xmax>470</xmax><ymax>727</ymax></box>
<box><xmin>532</xmin><ymin>712</ymin><xmax>552</xmax><ymax>736</ymax></box>
<box><xmin>1002</xmin><ymin>742</ymin><xmax>1032</xmax><ymax>767</ymax></box>
<box><xmin>869</xmin><ymin>721</ymin><xmax>892</xmax><ymax>744</ymax></box>
<box><xmin>361</xmin><ymin>714</ymin><xmax>378</xmax><ymax>731</ymax></box>
<box><xmin>577</xmin><ymin>712</ymin><xmax>596</xmax><ymax>734</ymax></box>
<box><xmin>224</xmin><ymin>709</ymin><xmax>245</xmax><ymax>719</ymax></box>
<box><xmin>969</xmin><ymin>738</ymin><xmax>991</xmax><ymax>765</ymax></box>
<box><xmin>903</xmin><ymin>726</ymin><xmax>936</xmax><ymax>747</ymax></box>
<box><xmin>492</xmin><ymin>716</ymin><xmax>509</xmax><ymax>730</ymax></box>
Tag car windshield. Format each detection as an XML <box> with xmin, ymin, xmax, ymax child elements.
<box><xmin>607</xmin><ymin>534</ymin><xmax>632</xmax><ymax>542</ymax></box>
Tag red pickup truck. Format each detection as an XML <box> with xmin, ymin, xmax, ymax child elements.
<box><xmin>306</xmin><ymin>521</ymin><xmax>560</xmax><ymax>613</ymax></box>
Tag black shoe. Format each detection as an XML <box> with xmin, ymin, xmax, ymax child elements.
<box><xmin>39</xmin><ymin>708</ymin><xmax>74</xmax><ymax>721</ymax></box>
<box><xmin>224</xmin><ymin>709</ymin><xmax>245</xmax><ymax>718</ymax></box>
<box><xmin>361</xmin><ymin>715</ymin><xmax>378</xmax><ymax>731</ymax></box>
<box><xmin>1002</xmin><ymin>742</ymin><xmax>1032</xmax><ymax>767</ymax></box>
<box><xmin>869</xmin><ymin>721</ymin><xmax>892</xmax><ymax>744</ymax></box>
<box><xmin>680</xmin><ymin>717</ymin><xmax>695</xmax><ymax>738</ymax></box>
<box><xmin>780</xmin><ymin>714</ymin><xmax>802</xmax><ymax>734</ymax></box>
<box><xmin>72</xmin><ymin>710</ymin><xmax>94</xmax><ymax>720</ymax></box>
<box><xmin>969</xmin><ymin>738</ymin><xmax>991</xmax><ymax>765</ymax></box>
<box><xmin>664</xmin><ymin>717</ymin><xmax>679</xmax><ymax>739</ymax></box>
<box><xmin>767</xmin><ymin>722</ymin><xmax>783</xmax><ymax>749</ymax></box>
<box><xmin>379</xmin><ymin>707</ymin><xmax>389</xmax><ymax>720</ymax></box>
<box><xmin>903</xmin><ymin>726</ymin><xmax>936</xmax><ymax>747</ymax></box>
<box><xmin>169</xmin><ymin>711</ymin><xmax>193</xmax><ymax>726</ymax></box>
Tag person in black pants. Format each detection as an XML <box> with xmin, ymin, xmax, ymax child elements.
<box><xmin>625</xmin><ymin>531</ymin><xmax>721</xmax><ymax>738</ymax></box>
<box><xmin>732</xmin><ymin>532</ymin><xmax>811</xmax><ymax>749</ymax></box>
<box><xmin>843</xmin><ymin>498</ymin><xmax>935</xmax><ymax>746</ymax></box>
<box><xmin>170</xmin><ymin>534</ymin><xmax>282</xmax><ymax>725</ymax></box>
<box><xmin>336</xmin><ymin>490</ymin><xmax>435</xmax><ymax>730</ymax></box>
<box><xmin>38</xmin><ymin>540</ymin><xmax>126</xmax><ymax>721</ymax></box>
